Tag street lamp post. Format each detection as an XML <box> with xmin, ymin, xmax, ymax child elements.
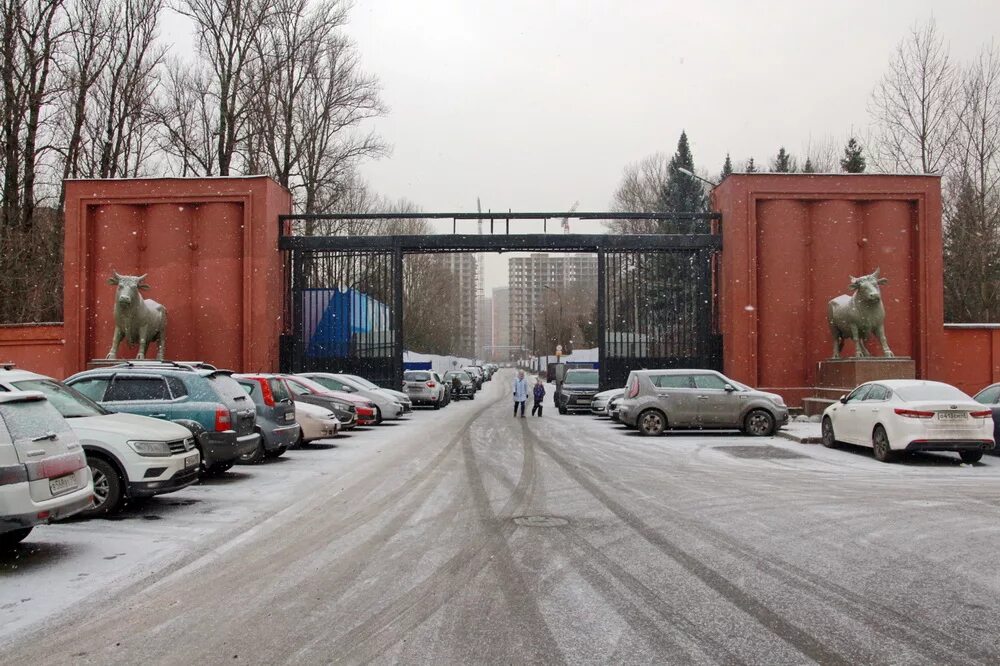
<box><xmin>677</xmin><ymin>167</ymin><xmax>719</xmax><ymax>189</ymax></box>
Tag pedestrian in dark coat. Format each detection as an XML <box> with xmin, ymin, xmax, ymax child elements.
<box><xmin>531</xmin><ymin>376</ymin><xmax>546</xmax><ymax>417</ymax></box>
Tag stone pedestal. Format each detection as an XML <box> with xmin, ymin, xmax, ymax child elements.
<box><xmin>803</xmin><ymin>358</ymin><xmax>917</xmax><ymax>416</ymax></box>
<box><xmin>816</xmin><ymin>358</ymin><xmax>916</xmax><ymax>389</ymax></box>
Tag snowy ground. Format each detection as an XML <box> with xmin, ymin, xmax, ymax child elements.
<box><xmin>2</xmin><ymin>372</ymin><xmax>1000</xmax><ymax>663</ymax></box>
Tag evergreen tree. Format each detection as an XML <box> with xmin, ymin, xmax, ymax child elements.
<box><xmin>943</xmin><ymin>176</ymin><xmax>1000</xmax><ymax>321</ymax></box>
<box><xmin>802</xmin><ymin>157</ymin><xmax>816</xmax><ymax>173</ymax></box>
<box><xmin>658</xmin><ymin>130</ymin><xmax>708</xmax><ymax>233</ymax></box>
<box><xmin>721</xmin><ymin>153</ymin><xmax>733</xmax><ymax>178</ymax></box>
<box><xmin>745</xmin><ymin>157</ymin><xmax>757</xmax><ymax>172</ymax></box>
<box><xmin>771</xmin><ymin>147</ymin><xmax>797</xmax><ymax>172</ymax></box>
<box><xmin>841</xmin><ymin>137</ymin><xmax>866</xmax><ymax>173</ymax></box>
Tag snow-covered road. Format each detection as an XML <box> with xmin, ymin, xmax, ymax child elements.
<box><xmin>3</xmin><ymin>370</ymin><xmax>1000</xmax><ymax>664</ymax></box>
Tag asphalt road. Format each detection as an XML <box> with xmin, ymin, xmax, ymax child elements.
<box><xmin>4</xmin><ymin>370</ymin><xmax>1000</xmax><ymax>665</ymax></box>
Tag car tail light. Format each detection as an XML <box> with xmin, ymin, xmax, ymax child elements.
<box><xmin>215</xmin><ymin>407</ymin><xmax>232</xmax><ymax>431</ymax></box>
<box><xmin>258</xmin><ymin>378</ymin><xmax>275</xmax><ymax>407</ymax></box>
<box><xmin>426</xmin><ymin>381</ymin><xmax>436</xmax><ymax>388</ymax></box>
<box><xmin>894</xmin><ymin>408</ymin><xmax>935</xmax><ymax>419</ymax></box>
<box><xmin>970</xmin><ymin>410</ymin><xmax>992</xmax><ymax>418</ymax></box>
<box><xmin>627</xmin><ymin>381</ymin><xmax>639</xmax><ymax>399</ymax></box>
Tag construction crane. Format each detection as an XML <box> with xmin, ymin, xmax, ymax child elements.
<box><xmin>561</xmin><ymin>201</ymin><xmax>579</xmax><ymax>233</ymax></box>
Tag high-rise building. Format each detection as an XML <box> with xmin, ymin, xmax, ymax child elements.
<box><xmin>438</xmin><ymin>253</ymin><xmax>479</xmax><ymax>358</ymax></box>
<box><xmin>508</xmin><ymin>253</ymin><xmax>597</xmax><ymax>354</ymax></box>
<box><xmin>476</xmin><ymin>294</ymin><xmax>493</xmax><ymax>360</ymax></box>
<box><xmin>492</xmin><ymin>287</ymin><xmax>510</xmax><ymax>360</ymax></box>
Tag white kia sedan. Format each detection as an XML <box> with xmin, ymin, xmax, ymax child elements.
<box><xmin>821</xmin><ymin>380</ymin><xmax>995</xmax><ymax>463</ymax></box>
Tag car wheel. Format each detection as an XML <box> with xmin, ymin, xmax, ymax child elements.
<box><xmin>375</xmin><ymin>407</ymin><xmax>383</xmax><ymax>424</ymax></box>
<box><xmin>638</xmin><ymin>409</ymin><xmax>666</xmax><ymax>436</ymax></box>
<box><xmin>265</xmin><ymin>445</ymin><xmax>287</xmax><ymax>459</ymax></box>
<box><xmin>83</xmin><ymin>456</ymin><xmax>124</xmax><ymax>517</ymax></box>
<box><xmin>0</xmin><ymin>527</ymin><xmax>32</xmax><ymax>549</ymax></box>
<box><xmin>743</xmin><ymin>409</ymin><xmax>776</xmax><ymax>437</ymax></box>
<box><xmin>821</xmin><ymin>417</ymin><xmax>838</xmax><ymax>448</ymax></box>
<box><xmin>558</xmin><ymin>405</ymin><xmax>568</xmax><ymax>415</ymax></box>
<box><xmin>203</xmin><ymin>462</ymin><xmax>234</xmax><ymax>477</ymax></box>
<box><xmin>960</xmin><ymin>450</ymin><xmax>983</xmax><ymax>464</ymax></box>
<box><xmin>872</xmin><ymin>426</ymin><xmax>896</xmax><ymax>462</ymax></box>
<box><xmin>238</xmin><ymin>433</ymin><xmax>266</xmax><ymax>465</ymax></box>
<box><xmin>292</xmin><ymin>428</ymin><xmax>305</xmax><ymax>449</ymax></box>
<box><xmin>433</xmin><ymin>401</ymin><xmax>440</xmax><ymax>410</ymax></box>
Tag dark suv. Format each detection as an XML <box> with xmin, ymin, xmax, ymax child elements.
<box><xmin>66</xmin><ymin>362</ymin><xmax>259</xmax><ymax>476</ymax></box>
<box><xmin>557</xmin><ymin>368</ymin><xmax>600</xmax><ymax>415</ymax></box>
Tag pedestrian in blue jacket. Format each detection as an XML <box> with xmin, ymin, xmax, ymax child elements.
<box><xmin>531</xmin><ymin>377</ymin><xmax>546</xmax><ymax>417</ymax></box>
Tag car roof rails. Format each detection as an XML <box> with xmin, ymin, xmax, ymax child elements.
<box><xmin>0</xmin><ymin>362</ymin><xmax>16</xmax><ymax>371</ymax></box>
<box><xmin>110</xmin><ymin>360</ymin><xmax>219</xmax><ymax>372</ymax></box>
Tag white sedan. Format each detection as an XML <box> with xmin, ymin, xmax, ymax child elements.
<box><xmin>294</xmin><ymin>401</ymin><xmax>340</xmax><ymax>445</ymax></box>
<box><xmin>821</xmin><ymin>380</ymin><xmax>994</xmax><ymax>463</ymax></box>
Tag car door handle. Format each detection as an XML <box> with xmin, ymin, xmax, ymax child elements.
<box><xmin>697</xmin><ymin>396</ymin><xmax>709</xmax><ymax>400</ymax></box>
<box><xmin>150</xmin><ymin>413</ymin><xmax>167</xmax><ymax>418</ymax></box>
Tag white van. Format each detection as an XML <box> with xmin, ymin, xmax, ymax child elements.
<box><xmin>0</xmin><ymin>391</ymin><xmax>94</xmax><ymax>548</ymax></box>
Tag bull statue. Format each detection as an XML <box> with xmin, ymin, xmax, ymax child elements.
<box><xmin>827</xmin><ymin>268</ymin><xmax>893</xmax><ymax>359</ymax></box>
<box><xmin>106</xmin><ymin>272</ymin><xmax>167</xmax><ymax>361</ymax></box>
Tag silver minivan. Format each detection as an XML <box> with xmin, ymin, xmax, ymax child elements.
<box><xmin>617</xmin><ymin>369</ymin><xmax>789</xmax><ymax>437</ymax></box>
<box><xmin>1</xmin><ymin>391</ymin><xmax>95</xmax><ymax>547</ymax></box>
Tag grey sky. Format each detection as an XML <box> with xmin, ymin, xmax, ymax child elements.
<box><xmin>161</xmin><ymin>1</ymin><xmax>999</xmax><ymax>290</ymax></box>
<box><xmin>338</xmin><ymin>1</ymin><xmax>999</xmax><ymax>289</ymax></box>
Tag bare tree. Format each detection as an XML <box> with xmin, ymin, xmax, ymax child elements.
<box><xmin>173</xmin><ymin>0</ymin><xmax>275</xmax><ymax>176</ymax></box>
<box><xmin>607</xmin><ymin>152</ymin><xmax>669</xmax><ymax>233</ymax></box>
<box><xmin>869</xmin><ymin>20</ymin><xmax>962</xmax><ymax>174</ymax></box>
<box><xmin>1</xmin><ymin>0</ymin><xmax>68</xmax><ymax>229</ymax></box>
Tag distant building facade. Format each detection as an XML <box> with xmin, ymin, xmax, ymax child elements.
<box><xmin>508</xmin><ymin>253</ymin><xmax>597</xmax><ymax>354</ymax></box>
<box><xmin>438</xmin><ymin>253</ymin><xmax>479</xmax><ymax>358</ymax></box>
<box><xmin>492</xmin><ymin>287</ymin><xmax>510</xmax><ymax>360</ymax></box>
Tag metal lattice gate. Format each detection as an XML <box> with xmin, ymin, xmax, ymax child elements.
<box><xmin>279</xmin><ymin>212</ymin><xmax>721</xmax><ymax>390</ymax></box>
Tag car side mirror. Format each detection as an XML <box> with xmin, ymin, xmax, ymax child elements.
<box><xmin>723</xmin><ymin>384</ymin><xmax>736</xmax><ymax>392</ymax></box>
<box><xmin>839</xmin><ymin>395</ymin><xmax>848</xmax><ymax>404</ymax></box>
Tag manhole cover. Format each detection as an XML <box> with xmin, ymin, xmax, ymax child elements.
<box><xmin>513</xmin><ymin>515</ymin><xmax>569</xmax><ymax>528</ymax></box>
<box><xmin>716</xmin><ymin>445</ymin><xmax>806</xmax><ymax>460</ymax></box>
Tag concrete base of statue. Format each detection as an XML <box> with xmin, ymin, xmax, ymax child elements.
<box><xmin>803</xmin><ymin>357</ymin><xmax>916</xmax><ymax>416</ymax></box>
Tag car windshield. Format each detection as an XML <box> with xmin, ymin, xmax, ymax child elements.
<box><xmin>446</xmin><ymin>372</ymin><xmax>470</xmax><ymax>381</ymax></box>
<box><xmin>564</xmin><ymin>370</ymin><xmax>598</xmax><ymax>385</ymax></box>
<box><xmin>287</xmin><ymin>376</ymin><xmax>330</xmax><ymax>394</ymax></box>
<box><xmin>345</xmin><ymin>375</ymin><xmax>380</xmax><ymax>390</ymax></box>
<box><xmin>894</xmin><ymin>383</ymin><xmax>971</xmax><ymax>402</ymax></box>
<box><xmin>11</xmin><ymin>378</ymin><xmax>108</xmax><ymax>418</ymax></box>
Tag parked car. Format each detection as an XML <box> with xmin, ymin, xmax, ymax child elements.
<box><xmin>973</xmin><ymin>383</ymin><xmax>1000</xmax><ymax>455</ymax></box>
<box><xmin>1</xmin><ymin>391</ymin><xmax>95</xmax><ymax>547</ymax></box>
<box><xmin>66</xmin><ymin>362</ymin><xmax>259</xmax><ymax>476</ymax></box>
<box><xmin>335</xmin><ymin>374</ymin><xmax>413</xmax><ymax>414</ymax></box>
<box><xmin>822</xmin><ymin>380</ymin><xmax>994</xmax><ymax>463</ymax></box>
<box><xmin>462</xmin><ymin>366</ymin><xmax>485</xmax><ymax>391</ymax></box>
<box><xmin>617</xmin><ymin>369</ymin><xmax>790</xmax><ymax>437</ymax></box>
<box><xmin>294</xmin><ymin>401</ymin><xmax>340</xmax><ymax>444</ymax></box>
<box><xmin>434</xmin><ymin>373</ymin><xmax>452</xmax><ymax>406</ymax></box>
<box><xmin>590</xmin><ymin>388</ymin><xmax>624</xmax><ymax>417</ymax></box>
<box><xmin>279</xmin><ymin>375</ymin><xmax>376</xmax><ymax>427</ymax></box>
<box><xmin>233</xmin><ymin>374</ymin><xmax>299</xmax><ymax>463</ymax></box>
<box><xmin>299</xmin><ymin>373</ymin><xmax>408</xmax><ymax>422</ymax></box>
<box><xmin>608</xmin><ymin>394</ymin><xmax>625</xmax><ymax>422</ymax></box>
<box><xmin>557</xmin><ymin>368</ymin><xmax>600</xmax><ymax>415</ymax></box>
<box><xmin>1</xmin><ymin>367</ymin><xmax>199</xmax><ymax>515</ymax></box>
<box><xmin>443</xmin><ymin>370</ymin><xmax>476</xmax><ymax>400</ymax></box>
<box><xmin>402</xmin><ymin>370</ymin><xmax>447</xmax><ymax>408</ymax></box>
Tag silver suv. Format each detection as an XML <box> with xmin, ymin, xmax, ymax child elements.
<box><xmin>617</xmin><ymin>369</ymin><xmax>789</xmax><ymax>437</ymax></box>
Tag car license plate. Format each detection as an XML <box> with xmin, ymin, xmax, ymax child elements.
<box><xmin>49</xmin><ymin>474</ymin><xmax>77</xmax><ymax>496</ymax></box>
<box><xmin>184</xmin><ymin>453</ymin><xmax>199</xmax><ymax>469</ymax></box>
<box><xmin>284</xmin><ymin>412</ymin><xmax>295</xmax><ymax>422</ymax></box>
<box><xmin>939</xmin><ymin>411</ymin><xmax>967</xmax><ymax>421</ymax></box>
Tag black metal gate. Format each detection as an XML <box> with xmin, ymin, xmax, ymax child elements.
<box><xmin>279</xmin><ymin>212</ymin><xmax>721</xmax><ymax>390</ymax></box>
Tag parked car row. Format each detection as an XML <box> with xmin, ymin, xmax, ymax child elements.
<box><xmin>402</xmin><ymin>363</ymin><xmax>499</xmax><ymax>405</ymax></box>
<box><xmin>583</xmin><ymin>367</ymin><xmax>997</xmax><ymax>464</ymax></box>
<box><xmin>0</xmin><ymin>361</ymin><xmax>432</xmax><ymax>548</ymax></box>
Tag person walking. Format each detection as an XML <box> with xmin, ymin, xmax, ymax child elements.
<box><xmin>531</xmin><ymin>376</ymin><xmax>546</xmax><ymax>417</ymax></box>
<box><xmin>513</xmin><ymin>370</ymin><xmax>528</xmax><ymax>418</ymax></box>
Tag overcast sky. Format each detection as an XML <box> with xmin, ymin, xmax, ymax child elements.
<box><xmin>327</xmin><ymin>1</ymin><xmax>1000</xmax><ymax>289</ymax></box>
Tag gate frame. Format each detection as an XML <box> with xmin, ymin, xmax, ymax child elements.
<box><xmin>279</xmin><ymin>211</ymin><xmax>721</xmax><ymax>390</ymax></box>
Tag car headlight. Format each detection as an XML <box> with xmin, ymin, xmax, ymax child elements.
<box><xmin>127</xmin><ymin>440</ymin><xmax>173</xmax><ymax>457</ymax></box>
<box><xmin>766</xmin><ymin>393</ymin><xmax>786</xmax><ymax>407</ymax></box>
<box><xmin>184</xmin><ymin>437</ymin><xmax>195</xmax><ymax>451</ymax></box>
<box><xmin>324</xmin><ymin>412</ymin><xmax>337</xmax><ymax>420</ymax></box>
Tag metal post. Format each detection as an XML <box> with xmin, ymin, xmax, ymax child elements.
<box><xmin>392</xmin><ymin>244</ymin><xmax>404</xmax><ymax>389</ymax></box>
<box><xmin>597</xmin><ymin>249</ymin><xmax>606</xmax><ymax>390</ymax></box>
